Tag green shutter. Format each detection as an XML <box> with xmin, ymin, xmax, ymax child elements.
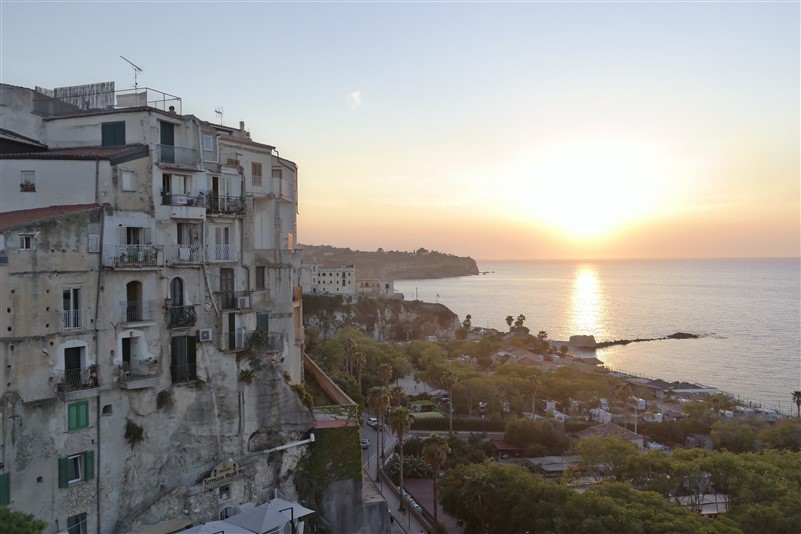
<box><xmin>67</xmin><ymin>404</ymin><xmax>77</xmax><ymax>431</ymax></box>
<box><xmin>256</xmin><ymin>313</ymin><xmax>269</xmax><ymax>334</ymax></box>
<box><xmin>0</xmin><ymin>472</ymin><xmax>10</xmax><ymax>506</ymax></box>
<box><xmin>67</xmin><ymin>401</ymin><xmax>89</xmax><ymax>431</ymax></box>
<box><xmin>58</xmin><ymin>457</ymin><xmax>68</xmax><ymax>488</ymax></box>
<box><xmin>78</xmin><ymin>402</ymin><xmax>88</xmax><ymax>429</ymax></box>
<box><xmin>102</xmin><ymin>122</ymin><xmax>126</xmax><ymax>147</ymax></box>
<box><xmin>84</xmin><ymin>451</ymin><xmax>94</xmax><ymax>481</ymax></box>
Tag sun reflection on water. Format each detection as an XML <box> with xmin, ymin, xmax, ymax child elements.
<box><xmin>570</xmin><ymin>265</ymin><xmax>604</xmax><ymax>339</ymax></box>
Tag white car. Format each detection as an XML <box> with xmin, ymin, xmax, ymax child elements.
<box><xmin>366</xmin><ymin>417</ymin><xmax>379</xmax><ymax>428</ymax></box>
<box><xmin>361</xmin><ymin>439</ymin><xmax>370</xmax><ymax>449</ymax></box>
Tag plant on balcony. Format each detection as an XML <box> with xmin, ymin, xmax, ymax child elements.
<box><xmin>125</xmin><ymin>419</ymin><xmax>145</xmax><ymax>448</ymax></box>
<box><xmin>19</xmin><ymin>180</ymin><xmax>36</xmax><ymax>192</ymax></box>
<box><xmin>156</xmin><ymin>389</ymin><xmax>173</xmax><ymax>411</ymax></box>
<box><xmin>239</xmin><ymin>368</ymin><xmax>255</xmax><ymax>385</ymax></box>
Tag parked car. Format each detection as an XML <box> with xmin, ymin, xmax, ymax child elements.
<box><xmin>361</xmin><ymin>439</ymin><xmax>370</xmax><ymax>449</ymax></box>
<box><xmin>366</xmin><ymin>417</ymin><xmax>379</xmax><ymax>428</ymax></box>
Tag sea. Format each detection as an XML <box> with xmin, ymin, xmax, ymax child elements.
<box><xmin>394</xmin><ymin>258</ymin><xmax>801</xmax><ymax>415</ymax></box>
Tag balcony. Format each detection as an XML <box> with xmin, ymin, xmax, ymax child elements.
<box><xmin>118</xmin><ymin>359</ymin><xmax>160</xmax><ymax>390</ymax></box>
<box><xmin>56</xmin><ymin>366</ymin><xmax>100</xmax><ymax>401</ymax></box>
<box><xmin>170</xmin><ymin>244</ymin><xmax>204</xmax><ymax>264</ymax></box>
<box><xmin>224</xmin><ymin>329</ymin><xmax>251</xmax><ymax>351</ymax></box>
<box><xmin>206</xmin><ymin>194</ymin><xmax>245</xmax><ymax>215</ymax></box>
<box><xmin>166</xmin><ymin>305</ymin><xmax>197</xmax><ymax>328</ymax></box>
<box><xmin>62</xmin><ymin>308</ymin><xmax>90</xmax><ymax>332</ymax></box>
<box><xmin>157</xmin><ymin>144</ymin><xmax>199</xmax><ymax>166</ymax></box>
<box><xmin>207</xmin><ymin>244</ymin><xmax>239</xmax><ymax>263</ymax></box>
<box><xmin>170</xmin><ymin>362</ymin><xmax>197</xmax><ymax>384</ymax></box>
<box><xmin>103</xmin><ymin>244</ymin><xmax>160</xmax><ymax>268</ymax></box>
<box><xmin>120</xmin><ymin>300</ymin><xmax>157</xmax><ymax>324</ymax></box>
<box><xmin>217</xmin><ymin>290</ymin><xmax>253</xmax><ymax>311</ymax></box>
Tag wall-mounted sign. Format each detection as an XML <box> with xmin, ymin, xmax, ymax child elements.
<box><xmin>203</xmin><ymin>460</ymin><xmax>246</xmax><ymax>489</ymax></box>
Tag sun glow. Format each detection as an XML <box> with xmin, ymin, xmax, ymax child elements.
<box><xmin>569</xmin><ymin>265</ymin><xmax>605</xmax><ymax>338</ymax></box>
<box><xmin>512</xmin><ymin>137</ymin><xmax>684</xmax><ymax>239</ymax></box>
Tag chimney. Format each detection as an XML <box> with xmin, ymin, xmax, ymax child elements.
<box><xmin>239</xmin><ymin>121</ymin><xmax>245</xmax><ymax>133</ymax></box>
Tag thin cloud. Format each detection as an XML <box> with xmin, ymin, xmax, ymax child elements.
<box><xmin>348</xmin><ymin>90</ymin><xmax>362</xmax><ymax>110</ymax></box>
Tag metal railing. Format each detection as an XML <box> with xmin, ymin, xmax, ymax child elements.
<box><xmin>172</xmin><ymin>244</ymin><xmax>204</xmax><ymax>264</ymax></box>
<box><xmin>156</xmin><ymin>144</ymin><xmax>199</xmax><ymax>166</ymax></box>
<box><xmin>120</xmin><ymin>300</ymin><xmax>156</xmax><ymax>323</ymax></box>
<box><xmin>206</xmin><ymin>194</ymin><xmax>245</xmax><ymax>214</ymax></box>
<box><xmin>32</xmin><ymin>86</ymin><xmax>182</xmax><ymax>116</ymax></box>
<box><xmin>61</xmin><ymin>308</ymin><xmax>90</xmax><ymax>332</ymax></box>
<box><xmin>217</xmin><ymin>290</ymin><xmax>252</xmax><ymax>311</ymax></box>
<box><xmin>119</xmin><ymin>359</ymin><xmax>159</xmax><ymax>380</ymax></box>
<box><xmin>161</xmin><ymin>193</ymin><xmax>205</xmax><ymax>207</ymax></box>
<box><xmin>166</xmin><ymin>305</ymin><xmax>197</xmax><ymax>328</ymax></box>
<box><xmin>170</xmin><ymin>362</ymin><xmax>197</xmax><ymax>384</ymax></box>
<box><xmin>55</xmin><ymin>366</ymin><xmax>99</xmax><ymax>392</ymax></box>
<box><xmin>225</xmin><ymin>329</ymin><xmax>251</xmax><ymax>351</ymax></box>
<box><xmin>207</xmin><ymin>244</ymin><xmax>239</xmax><ymax>262</ymax></box>
<box><xmin>103</xmin><ymin>244</ymin><xmax>159</xmax><ymax>268</ymax></box>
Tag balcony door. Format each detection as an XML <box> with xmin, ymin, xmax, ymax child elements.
<box><xmin>214</xmin><ymin>226</ymin><xmax>231</xmax><ymax>261</ymax></box>
<box><xmin>63</xmin><ymin>288</ymin><xmax>81</xmax><ymax>330</ymax></box>
<box><xmin>126</xmin><ymin>281</ymin><xmax>143</xmax><ymax>322</ymax></box>
<box><xmin>64</xmin><ymin>347</ymin><xmax>83</xmax><ymax>389</ymax></box>
<box><xmin>160</xmin><ymin>122</ymin><xmax>175</xmax><ymax>163</ymax></box>
<box><xmin>220</xmin><ymin>268</ymin><xmax>234</xmax><ymax>309</ymax></box>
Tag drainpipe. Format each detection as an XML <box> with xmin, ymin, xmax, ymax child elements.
<box><xmin>94</xmin><ymin>205</ymin><xmax>105</xmax><ymax>533</ymax></box>
<box><xmin>261</xmin><ymin>433</ymin><xmax>315</xmax><ymax>455</ymax></box>
<box><xmin>95</xmin><ymin>160</ymin><xmax>100</xmax><ymax>204</ymax></box>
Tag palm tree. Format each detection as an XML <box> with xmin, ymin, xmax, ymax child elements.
<box><xmin>615</xmin><ymin>383</ymin><xmax>632</xmax><ymax>430</ymax></box>
<box><xmin>390</xmin><ymin>384</ymin><xmax>406</xmax><ymax>407</ymax></box>
<box><xmin>514</xmin><ymin>314</ymin><xmax>526</xmax><ymax>330</ymax></box>
<box><xmin>354</xmin><ymin>351</ymin><xmax>366</xmax><ymax>392</ymax></box>
<box><xmin>377</xmin><ymin>362</ymin><xmax>393</xmax><ymax>387</ymax></box>
<box><xmin>388</xmin><ymin>406</ymin><xmax>414</xmax><ymax>509</ymax></box>
<box><xmin>528</xmin><ymin>375</ymin><xmax>540</xmax><ymax>416</ymax></box>
<box><xmin>793</xmin><ymin>391</ymin><xmax>801</xmax><ymax>418</ymax></box>
<box><xmin>422</xmin><ymin>434</ymin><xmax>450</xmax><ymax>527</ymax></box>
<box><xmin>440</xmin><ymin>369</ymin><xmax>458</xmax><ymax>433</ymax></box>
<box><xmin>367</xmin><ymin>386</ymin><xmax>390</xmax><ymax>479</ymax></box>
<box><xmin>343</xmin><ymin>336</ymin><xmax>356</xmax><ymax>375</ymax></box>
<box><xmin>505</xmin><ymin>315</ymin><xmax>514</xmax><ymax>330</ymax></box>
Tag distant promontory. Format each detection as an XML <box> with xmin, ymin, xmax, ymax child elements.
<box><xmin>300</xmin><ymin>244</ymin><xmax>479</xmax><ymax>280</ymax></box>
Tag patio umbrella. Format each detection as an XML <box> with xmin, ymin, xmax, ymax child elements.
<box><xmin>181</xmin><ymin>520</ymin><xmax>252</xmax><ymax>534</ymax></box>
<box><xmin>221</xmin><ymin>498</ymin><xmax>314</xmax><ymax>534</ymax></box>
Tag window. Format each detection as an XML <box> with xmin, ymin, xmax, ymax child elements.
<box><xmin>252</xmin><ymin>162</ymin><xmax>262</xmax><ymax>187</ymax></box>
<box><xmin>256</xmin><ymin>266</ymin><xmax>265</xmax><ymax>290</ymax></box>
<box><xmin>0</xmin><ymin>472</ymin><xmax>9</xmax><ymax>506</ymax></box>
<box><xmin>121</xmin><ymin>170</ymin><xmax>136</xmax><ymax>191</ymax></box>
<box><xmin>20</xmin><ymin>170</ymin><xmax>36</xmax><ymax>192</ymax></box>
<box><xmin>19</xmin><ymin>233</ymin><xmax>34</xmax><ymax>250</ymax></box>
<box><xmin>67</xmin><ymin>401</ymin><xmax>89</xmax><ymax>431</ymax></box>
<box><xmin>58</xmin><ymin>451</ymin><xmax>94</xmax><ymax>488</ymax></box>
<box><xmin>67</xmin><ymin>512</ymin><xmax>87</xmax><ymax>534</ymax></box>
<box><xmin>219</xmin><ymin>485</ymin><xmax>231</xmax><ymax>501</ymax></box>
<box><xmin>203</xmin><ymin>134</ymin><xmax>213</xmax><ymax>152</ymax></box>
<box><xmin>88</xmin><ymin>234</ymin><xmax>99</xmax><ymax>253</ymax></box>
<box><xmin>101</xmin><ymin>121</ymin><xmax>126</xmax><ymax>147</ymax></box>
<box><xmin>63</xmin><ymin>287</ymin><xmax>82</xmax><ymax>331</ymax></box>
<box><xmin>170</xmin><ymin>335</ymin><xmax>197</xmax><ymax>383</ymax></box>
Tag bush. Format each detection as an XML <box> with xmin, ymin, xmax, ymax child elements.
<box><xmin>156</xmin><ymin>389</ymin><xmax>173</xmax><ymax>411</ymax></box>
<box><xmin>125</xmin><ymin>419</ymin><xmax>144</xmax><ymax>448</ymax></box>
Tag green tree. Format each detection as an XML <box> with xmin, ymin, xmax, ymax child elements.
<box><xmin>505</xmin><ymin>315</ymin><xmax>513</xmax><ymax>330</ymax></box>
<box><xmin>367</xmin><ymin>386</ymin><xmax>390</xmax><ymax>478</ymax></box>
<box><xmin>758</xmin><ymin>419</ymin><xmax>801</xmax><ymax>451</ymax></box>
<box><xmin>422</xmin><ymin>433</ymin><xmax>451</xmax><ymax>526</ymax></box>
<box><xmin>389</xmin><ymin>384</ymin><xmax>406</xmax><ymax>407</ymax></box>
<box><xmin>711</xmin><ymin>420</ymin><xmax>757</xmax><ymax>453</ymax></box>
<box><xmin>377</xmin><ymin>362</ymin><xmax>393</xmax><ymax>387</ymax></box>
<box><xmin>564</xmin><ymin>435</ymin><xmax>640</xmax><ymax>485</ymax></box>
<box><xmin>388</xmin><ymin>406</ymin><xmax>414</xmax><ymax>508</ymax></box>
<box><xmin>0</xmin><ymin>508</ymin><xmax>47</xmax><ymax>534</ymax></box>
<box><xmin>514</xmin><ymin>314</ymin><xmax>526</xmax><ymax>329</ymax></box>
<box><xmin>793</xmin><ymin>390</ymin><xmax>801</xmax><ymax>418</ymax></box>
<box><xmin>440</xmin><ymin>369</ymin><xmax>458</xmax><ymax>433</ymax></box>
<box><xmin>462</xmin><ymin>314</ymin><xmax>472</xmax><ymax>330</ymax></box>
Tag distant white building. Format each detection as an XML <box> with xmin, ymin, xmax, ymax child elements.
<box><xmin>356</xmin><ymin>279</ymin><xmax>396</xmax><ymax>297</ymax></box>
<box><xmin>300</xmin><ymin>261</ymin><xmax>355</xmax><ymax>295</ymax></box>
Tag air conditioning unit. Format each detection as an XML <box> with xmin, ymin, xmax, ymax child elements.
<box><xmin>198</xmin><ymin>328</ymin><xmax>213</xmax><ymax>342</ymax></box>
<box><xmin>237</xmin><ymin>296</ymin><xmax>250</xmax><ymax>309</ymax></box>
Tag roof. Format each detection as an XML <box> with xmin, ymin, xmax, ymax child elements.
<box><xmin>576</xmin><ymin>423</ymin><xmax>642</xmax><ymax>441</ymax></box>
<box><xmin>0</xmin><ymin>143</ymin><xmax>148</xmax><ymax>163</ymax></box>
<box><xmin>0</xmin><ymin>128</ymin><xmax>47</xmax><ymax>150</ymax></box>
<box><xmin>218</xmin><ymin>134</ymin><xmax>275</xmax><ymax>151</ymax></box>
<box><xmin>491</xmin><ymin>439</ymin><xmax>522</xmax><ymax>452</ymax></box>
<box><xmin>0</xmin><ymin>204</ymin><xmax>101</xmax><ymax>231</ymax></box>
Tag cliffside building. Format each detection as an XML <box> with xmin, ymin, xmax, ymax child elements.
<box><xmin>0</xmin><ymin>82</ymin><xmax>312</xmax><ymax>533</ymax></box>
<box><xmin>299</xmin><ymin>261</ymin><xmax>355</xmax><ymax>295</ymax></box>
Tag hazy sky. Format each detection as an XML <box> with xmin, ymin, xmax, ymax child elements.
<box><xmin>2</xmin><ymin>1</ymin><xmax>798</xmax><ymax>260</ymax></box>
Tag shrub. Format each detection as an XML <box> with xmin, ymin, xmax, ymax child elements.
<box><xmin>156</xmin><ymin>389</ymin><xmax>173</xmax><ymax>411</ymax></box>
<box><xmin>125</xmin><ymin>419</ymin><xmax>144</xmax><ymax>448</ymax></box>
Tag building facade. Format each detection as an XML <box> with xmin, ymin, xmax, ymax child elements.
<box><xmin>0</xmin><ymin>82</ymin><xmax>311</xmax><ymax>533</ymax></box>
<box><xmin>299</xmin><ymin>261</ymin><xmax>355</xmax><ymax>295</ymax></box>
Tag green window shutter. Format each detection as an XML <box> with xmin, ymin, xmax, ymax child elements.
<box><xmin>84</xmin><ymin>451</ymin><xmax>94</xmax><ymax>481</ymax></box>
<box><xmin>58</xmin><ymin>457</ymin><xmax>68</xmax><ymax>488</ymax></box>
<box><xmin>67</xmin><ymin>404</ymin><xmax>77</xmax><ymax>431</ymax></box>
<box><xmin>256</xmin><ymin>313</ymin><xmax>269</xmax><ymax>334</ymax></box>
<box><xmin>78</xmin><ymin>402</ymin><xmax>88</xmax><ymax>429</ymax></box>
<box><xmin>67</xmin><ymin>402</ymin><xmax>89</xmax><ymax>431</ymax></box>
<box><xmin>0</xmin><ymin>472</ymin><xmax>10</xmax><ymax>506</ymax></box>
<box><xmin>102</xmin><ymin>122</ymin><xmax>126</xmax><ymax>147</ymax></box>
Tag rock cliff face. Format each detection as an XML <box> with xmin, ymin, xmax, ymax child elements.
<box><xmin>303</xmin><ymin>295</ymin><xmax>459</xmax><ymax>340</ymax></box>
<box><xmin>301</xmin><ymin>245</ymin><xmax>479</xmax><ymax>280</ymax></box>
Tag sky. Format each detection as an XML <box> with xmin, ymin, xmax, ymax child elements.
<box><xmin>1</xmin><ymin>1</ymin><xmax>798</xmax><ymax>260</ymax></box>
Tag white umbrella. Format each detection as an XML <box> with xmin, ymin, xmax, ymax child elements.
<box><xmin>222</xmin><ymin>498</ymin><xmax>314</xmax><ymax>534</ymax></box>
<box><xmin>181</xmin><ymin>520</ymin><xmax>252</xmax><ymax>534</ymax></box>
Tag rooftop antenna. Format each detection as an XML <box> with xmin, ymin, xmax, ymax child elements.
<box><xmin>214</xmin><ymin>107</ymin><xmax>224</xmax><ymax>125</ymax></box>
<box><xmin>120</xmin><ymin>56</ymin><xmax>143</xmax><ymax>89</ymax></box>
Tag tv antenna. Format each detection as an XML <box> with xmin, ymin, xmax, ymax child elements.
<box><xmin>120</xmin><ymin>56</ymin><xmax>143</xmax><ymax>89</ymax></box>
<box><xmin>214</xmin><ymin>107</ymin><xmax>224</xmax><ymax>125</ymax></box>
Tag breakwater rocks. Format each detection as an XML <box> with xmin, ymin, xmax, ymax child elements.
<box><xmin>594</xmin><ymin>332</ymin><xmax>699</xmax><ymax>349</ymax></box>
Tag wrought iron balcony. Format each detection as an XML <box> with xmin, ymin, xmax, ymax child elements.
<box><xmin>118</xmin><ymin>359</ymin><xmax>160</xmax><ymax>390</ymax></box>
<box><xmin>171</xmin><ymin>244</ymin><xmax>204</xmax><ymax>264</ymax></box>
<box><xmin>206</xmin><ymin>194</ymin><xmax>245</xmax><ymax>215</ymax></box>
<box><xmin>207</xmin><ymin>244</ymin><xmax>239</xmax><ymax>263</ymax></box>
<box><xmin>166</xmin><ymin>305</ymin><xmax>197</xmax><ymax>328</ymax></box>
<box><xmin>120</xmin><ymin>300</ymin><xmax>157</xmax><ymax>324</ymax></box>
<box><xmin>103</xmin><ymin>244</ymin><xmax>159</xmax><ymax>268</ymax></box>
<box><xmin>170</xmin><ymin>362</ymin><xmax>197</xmax><ymax>384</ymax></box>
<box><xmin>55</xmin><ymin>366</ymin><xmax>100</xmax><ymax>394</ymax></box>
<box><xmin>161</xmin><ymin>192</ymin><xmax>206</xmax><ymax>207</ymax></box>
<box><xmin>157</xmin><ymin>144</ymin><xmax>199</xmax><ymax>166</ymax></box>
<box><xmin>62</xmin><ymin>308</ymin><xmax>90</xmax><ymax>332</ymax></box>
<box><xmin>224</xmin><ymin>329</ymin><xmax>251</xmax><ymax>351</ymax></box>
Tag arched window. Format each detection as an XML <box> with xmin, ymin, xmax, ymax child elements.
<box><xmin>170</xmin><ymin>277</ymin><xmax>184</xmax><ymax>307</ymax></box>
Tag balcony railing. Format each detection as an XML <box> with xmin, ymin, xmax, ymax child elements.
<box><xmin>217</xmin><ymin>290</ymin><xmax>253</xmax><ymax>311</ymax></box>
<box><xmin>225</xmin><ymin>329</ymin><xmax>250</xmax><ymax>351</ymax></box>
<box><xmin>157</xmin><ymin>144</ymin><xmax>199</xmax><ymax>166</ymax></box>
<box><xmin>172</xmin><ymin>244</ymin><xmax>204</xmax><ymax>264</ymax></box>
<box><xmin>120</xmin><ymin>300</ymin><xmax>156</xmax><ymax>323</ymax></box>
<box><xmin>170</xmin><ymin>362</ymin><xmax>197</xmax><ymax>384</ymax></box>
<box><xmin>32</xmin><ymin>86</ymin><xmax>181</xmax><ymax>117</ymax></box>
<box><xmin>166</xmin><ymin>305</ymin><xmax>197</xmax><ymax>328</ymax></box>
<box><xmin>103</xmin><ymin>244</ymin><xmax>159</xmax><ymax>268</ymax></box>
<box><xmin>207</xmin><ymin>244</ymin><xmax>239</xmax><ymax>263</ymax></box>
<box><xmin>243</xmin><ymin>331</ymin><xmax>286</xmax><ymax>355</ymax></box>
<box><xmin>206</xmin><ymin>194</ymin><xmax>245</xmax><ymax>215</ymax></box>
<box><xmin>55</xmin><ymin>366</ymin><xmax>99</xmax><ymax>393</ymax></box>
<box><xmin>62</xmin><ymin>308</ymin><xmax>90</xmax><ymax>332</ymax></box>
<box><xmin>161</xmin><ymin>193</ymin><xmax>205</xmax><ymax>207</ymax></box>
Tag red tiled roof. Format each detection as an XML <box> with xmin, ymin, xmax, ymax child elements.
<box><xmin>0</xmin><ymin>143</ymin><xmax>147</xmax><ymax>161</ymax></box>
<box><xmin>218</xmin><ymin>135</ymin><xmax>275</xmax><ymax>151</ymax></box>
<box><xmin>0</xmin><ymin>204</ymin><xmax>101</xmax><ymax>230</ymax></box>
